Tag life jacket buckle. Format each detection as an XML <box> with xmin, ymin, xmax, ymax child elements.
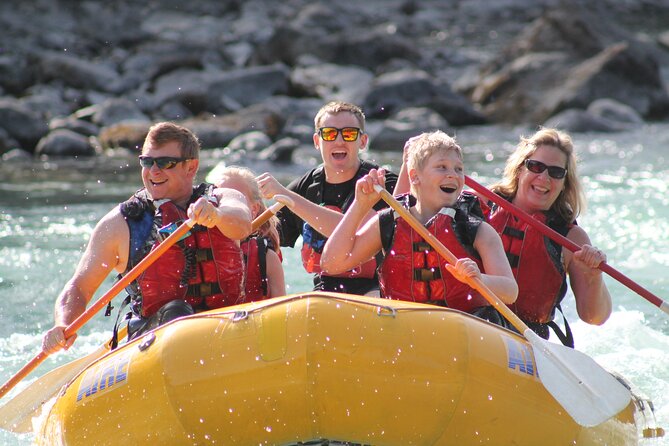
<box><xmin>413</xmin><ymin>268</ymin><xmax>441</xmax><ymax>281</ymax></box>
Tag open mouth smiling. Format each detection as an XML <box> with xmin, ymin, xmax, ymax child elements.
<box><xmin>531</xmin><ymin>185</ymin><xmax>549</xmax><ymax>194</ymax></box>
<box><xmin>332</xmin><ymin>151</ymin><xmax>347</xmax><ymax>160</ymax></box>
<box><xmin>440</xmin><ymin>185</ymin><xmax>457</xmax><ymax>193</ymax></box>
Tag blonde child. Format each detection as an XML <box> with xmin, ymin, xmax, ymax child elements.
<box><xmin>321</xmin><ymin>131</ymin><xmax>517</xmax><ymax>324</ymax></box>
<box><xmin>215</xmin><ymin>166</ymin><xmax>285</xmax><ymax>299</ymax></box>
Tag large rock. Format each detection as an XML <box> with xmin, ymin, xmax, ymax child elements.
<box><xmin>90</xmin><ymin>98</ymin><xmax>151</xmax><ymax>127</ymax></box>
<box><xmin>468</xmin><ymin>4</ymin><xmax>669</xmax><ymax>125</ymax></box>
<box><xmin>35</xmin><ymin>129</ymin><xmax>97</xmax><ymax>157</ymax></box>
<box><xmin>368</xmin><ymin>107</ymin><xmax>450</xmax><ymax>152</ymax></box>
<box><xmin>98</xmin><ymin>121</ymin><xmax>152</xmax><ymax>151</ymax></box>
<box><xmin>151</xmin><ymin>64</ymin><xmax>290</xmax><ymax>115</ymax></box>
<box><xmin>2</xmin><ymin>0</ymin><xmax>669</xmax><ymax>160</ymax></box>
<box><xmin>364</xmin><ymin>69</ymin><xmax>486</xmax><ymax>126</ymax></box>
<box><xmin>33</xmin><ymin>51</ymin><xmax>123</xmax><ymax>94</ymax></box>
<box><xmin>0</xmin><ymin>99</ymin><xmax>50</xmax><ymax>151</ymax></box>
<box><xmin>290</xmin><ymin>63</ymin><xmax>375</xmax><ymax>104</ymax></box>
<box><xmin>253</xmin><ymin>4</ymin><xmax>421</xmax><ymax>72</ymax></box>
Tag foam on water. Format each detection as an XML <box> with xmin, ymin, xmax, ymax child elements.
<box><xmin>573</xmin><ymin>310</ymin><xmax>669</xmax><ymax>429</ymax></box>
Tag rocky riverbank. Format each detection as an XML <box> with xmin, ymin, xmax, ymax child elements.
<box><xmin>2</xmin><ymin>0</ymin><xmax>669</xmax><ymax>163</ymax></box>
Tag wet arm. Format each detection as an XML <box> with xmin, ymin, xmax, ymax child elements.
<box><xmin>320</xmin><ymin>199</ymin><xmax>383</xmax><ymax>275</ymax></box>
<box><xmin>257</xmin><ymin>172</ymin><xmax>377</xmax><ymax>238</ymax></box>
<box><xmin>265</xmin><ymin>249</ymin><xmax>286</xmax><ymax>297</ymax></box>
<box><xmin>212</xmin><ymin>188</ymin><xmax>253</xmax><ymax>240</ymax></box>
<box><xmin>321</xmin><ymin>171</ymin><xmax>387</xmax><ymax>275</ymax></box>
<box><xmin>565</xmin><ymin>226</ymin><xmax>612</xmax><ymax>325</ymax></box>
<box><xmin>45</xmin><ymin>210</ymin><xmax>126</xmax><ymax>353</ymax></box>
<box><xmin>473</xmin><ymin>223</ymin><xmax>518</xmax><ymax>304</ymax></box>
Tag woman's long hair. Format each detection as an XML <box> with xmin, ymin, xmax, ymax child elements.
<box><xmin>490</xmin><ymin>128</ymin><xmax>585</xmax><ymax>222</ymax></box>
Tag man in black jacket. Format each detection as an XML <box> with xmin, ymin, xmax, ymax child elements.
<box><xmin>257</xmin><ymin>101</ymin><xmax>397</xmax><ymax>295</ymax></box>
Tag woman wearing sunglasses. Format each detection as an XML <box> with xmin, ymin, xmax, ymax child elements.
<box><xmin>482</xmin><ymin>127</ymin><xmax>612</xmax><ymax>347</ymax></box>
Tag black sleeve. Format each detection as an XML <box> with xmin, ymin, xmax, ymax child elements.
<box><xmin>275</xmin><ymin>173</ymin><xmax>309</xmax><ymax>248</ymax></box>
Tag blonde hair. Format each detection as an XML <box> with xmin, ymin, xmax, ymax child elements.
<box><xmin>407</xmin><ymin>130</ymin><xmax>463</xmax><ymax>173</ymax></box>
<box><xmin>490</xmin><ymin>127</ymin><xmax>585</xmax><ymax>221</ymax></box>
<box><xmin>214</xmin><ymin>166</ymin><xmax>280</xmax><ymax>248</ymax></box>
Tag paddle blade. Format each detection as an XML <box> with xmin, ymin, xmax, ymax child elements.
<box><xmin>525</xmin><ymin>329</ymin><xmax>631</xmax><ymax>427</ymax></box>
<box><xmin>0</xmin><ymin>334</ymin><xmax>118</xmax><ymax>433</ymax></box>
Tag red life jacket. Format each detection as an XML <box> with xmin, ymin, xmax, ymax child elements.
<box><xmin>241</xmin><ymin>236</ymin><xmax>272</xmax><ymax>301</ymax></box>
<box><xmin>301</xmin><ymin>204</ymin><xmax>377</xmax><ymax>279</ymax></box>
<box><xmin>488</xmin><ymin>206</ymin><xmax>570</xmax><ymax>324</ymax></box>
<box><xmin>378</xmin><ymin>197</ymin><xmax>488</xmax><ymax>312</ymax></box>
<box><xmin>123</xmin><ymin>186</ymin><xmax>245</xmax><ymax>317</ymax></box>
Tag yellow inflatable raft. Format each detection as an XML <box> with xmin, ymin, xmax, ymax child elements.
<box><xmin>36</xmin><ymin>293</ymin><xmax>655</xmax><ymax>445</ymax></box>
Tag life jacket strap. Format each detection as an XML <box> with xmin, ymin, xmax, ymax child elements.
<box><xmin>506</xmin><ymin>252</ymin><xmax>520</xmax><ymax>268</ymax></box>
<box><xmin>503</xmin><ymin>226</ymin><xmax>525</xmax><ymax>240</ymax></box>
<box><xmin>187</xmin><ymin>282</ymin><xmax>222</xmax><ymax>297</ymax></box>
<box><xmin>194</xmin><ymin>248</ymin><xmax>215</xmax><ymax>262</ymax></box>
<box><xmin>413</xmin><ymin>268</ymin><xmax>442</xmax><ymax>281</ymax></box>
<box><xmin>413</xmin><ymin>241</ymin><xmax>432</xmax><ymax>252</ymax></box>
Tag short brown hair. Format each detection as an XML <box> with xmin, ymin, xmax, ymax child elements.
<box><xmin>142</xmin><ymin>122</ymin><xmax>201</xmax><ymax>159</ymax></box>
<box><xmin>314</xmin><ymin>101</ymin><xmax>366</xmax><ymax>131</ymax></box>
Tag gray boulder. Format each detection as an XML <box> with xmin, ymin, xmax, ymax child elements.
<box><xmin>258</xmin><ymin>137</ymin><xmax>300</xmax><ymax>164</ymax></box>
<box><xmin>0</xmin><ymin>99</ymin><xmax>50</xmax><ymax>151</ymax></box>
<box><xmin>291</xmin><ymin>64</ymin><xmax>375</xmax><ymax>104</ymax></box>
<box><xmin>364</xmin><ymin>69</ymin><xmax>485</xmax><ymax>126</ymax></box>
<box><xmin>368</xmin><ymin>107</ymin><xmax>450</xmax><ymax>152</ymax></box>
<box><xmin>35</xmin><ymin>129</ymin><xmax>97</xmax><ymax>157</ymax></box>
<box><xmin>468</xmin><ymin>4</ymin><xmax>669</xmax><ymax>125</ymax></box>
<box><xmin>33</xmin><ymin>51</ymin><xmax>123</xmax><ymax>94</ymax></box>
<box><xmin>227</xmin><ymin>131</ymin><xmax>273</xmax><ymax>153</ymax></box>
<box><xmin>91</xmin><ymin>98</ymin><xmax>151</xmax><ymax>127</ymax></box>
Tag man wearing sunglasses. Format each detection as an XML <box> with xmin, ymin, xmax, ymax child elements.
<box><xmin>42</xmin><ymin>122</ymin><xmax>252</xmax><ymax>354</ymax></box>
<box><xmin>257</xmin><ymin>101</ymin><xmax>398</xmax><ymax>296</ymax></box>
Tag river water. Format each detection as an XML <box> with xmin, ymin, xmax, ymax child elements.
<box><xmin>1</xmin><ymin>124</ymin><xmax>668</xmax><ymax>445</ymax></box>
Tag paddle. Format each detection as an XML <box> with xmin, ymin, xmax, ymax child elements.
<box><xmin>0</xmin><ymin>200</ymin><xmax>290</xmax><ymax>434</ymax></box>
<box><xmin>464</xmin><ymin>175</ymin><xmax>669</xmax><ymax>316</ymax></box>
<box><xmin>251</xmin><ymin>195</ymin><xmax>294</xmax><ymax>232</ymax></box>
<box><xmin>0</xmin><ymin>325</ymin><xmax>127</xmax><ymax>433</ymax></box>
<box><xmin>0</xmin><ymin>218</ymin><xmax>196</xmax><ymax>401</ymax></box>
<box><xmin>374</xmin><ymin>185</ymin><xmax>631</xmax><ymax>427</ymax></box>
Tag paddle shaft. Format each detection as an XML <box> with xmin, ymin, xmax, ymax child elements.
<box><xmin>0</xmin><ymin>219</ymin><xmax>195</xmax><ymax>399</ymax></box>
<box><xmin>374</xmin><ymin>187</ymin><xmax>530</xmax><ymax>334</ymax></box>
<box><xmin>251</xmin><ymin>202</ymin><xmax>285</xmax><ymax>232</ymax></box>
<box><xmin>464</xmin><ymin>176</ymin><xmax>669</xmax><ymax>315</ymax></box>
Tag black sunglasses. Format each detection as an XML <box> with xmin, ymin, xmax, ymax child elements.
<box><xmin>139</xmin><ymin>156</ymin><xmax>191</xmax><ymax>170</ymax></box>
<box><xmin>318</xmin><ymin>127</ymin><xmax>362</xmax><ymax>142</ymax></box>
<box><xmin>524</xmin><ymin>159</ymin><xmax>567</xmax><ymax>179</ymax></box>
